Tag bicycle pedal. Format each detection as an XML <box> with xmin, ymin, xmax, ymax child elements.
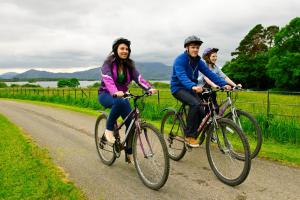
<box><xmin>185</xmin><ymin>144</ymin><xmax>193</xmax><ymax>152</ymax></box>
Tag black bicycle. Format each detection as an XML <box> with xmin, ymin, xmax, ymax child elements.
<box><xmin>95</xmin><ymin>91</ymin><xmax>170</xmax><ymax>190</ymax></box>
<box><xmin>161</xmin><ymin>88</ymin><xmax>251</xmax><ymax>186</ymax></box>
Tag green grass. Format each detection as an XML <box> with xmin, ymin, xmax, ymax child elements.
<box><xmin>1</xmin><ymin>98</ymin><xmax>299</xmax><ymax>167</ymax></box>
<box><xmin>0</xmin><ymin>113</ymin><xmax>87</xmax><ymax>200</ymax></box>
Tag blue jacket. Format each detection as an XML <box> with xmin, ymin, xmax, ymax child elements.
<box><xmin>170</xmin><ymin>51</ymin><xmax>227</xmax><ymax>94</ymax></box>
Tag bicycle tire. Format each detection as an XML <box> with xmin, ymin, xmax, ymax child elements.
<box><xmin>225</xmin><ymin>109</ymin><xmax>262</xmax><ymax>159</ymax></box>
<box><xmin>206</xmin><ymin>118</ymin><xmax>251</xmax><ymax>186</ymax></box>
<box><xmin>133</xmin><ymin>122</ymin><xmax>170</xmax><ymax>190</ymax></box>
<box><xmin>95</xmin><ymin>113</ymin><xmax>116</xmax><ymax>166</ymax></box>
<box><xmin>160</xmin><ymin>110</ymin><xmax>186</xmax><ymax>161</ymax></box>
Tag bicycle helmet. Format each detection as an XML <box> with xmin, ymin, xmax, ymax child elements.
<box><xmin>184</xmin><ymin>35</ymin><xmax>203</xmax><ymax>47</ymax></box>
<box><xmin>112</xmin><ymin>37</ymin><xmax>131</xmax><ymax>51</ymax></box>
<box><xmin>202</xmin><ymin>48</ymin><xmax>219</xmax><ymax>58</ymax></box>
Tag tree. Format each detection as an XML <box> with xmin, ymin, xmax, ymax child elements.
<box><xmin>232</xmin><ymin>24</ymin><xmax>269</xmax><ymax>57</ymax></box>
<box><xmin>267</xmin><ymin>17</ymin><xmax>300</xmax><ymax>90</ymax></box>
<box><xmin>223</xmin><ymin>23</ymin><xmax>279</xmax><ymax>89</ymax></box>
<box><xmin>69</xmin><ymin>78</ymin><xmax>80</xmax><ymax>88</ymax></box>
<box><xmin>57</xmin><ymin>78</ymin><xmax>80</xmax><ymax>88</ymax></box>
<box><xmin>264</xmin><ymin>25</ymin><xmax>279</xmax><ymax>48</ymax></box>
<box><xmin>0</xmin><ymin>82</ymin><xmax>7</xmax><ymax>88</ymax></box>
<box><xmin>57</xmin><ymin>79</ymin><xmax>69</xmax><ymax>88</ymax></box>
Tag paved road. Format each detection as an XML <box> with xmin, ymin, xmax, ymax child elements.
<box><xmin>0</xmin><ymin>100</ymin><xmax>299</xmax><ymax>200</ymax></box>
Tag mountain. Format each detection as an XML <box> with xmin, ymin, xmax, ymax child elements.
<box><xmin>10</xmin><ymin>62</ymin><xmax>171</xmax><ymax>80</ymax></box>
<box><xmin>136</xmin><ymin>62</ymin><xmax>172</xmax><ymax>80</ymax></box>
<box><xmin>0</xmin><ymin>72</ymin><xmax>19</xmax><ymax>79</ymax></box>
<box><xmin>14</xmin><ymin>68</ymin><xmax>100</xmax><ymax>80</ymax></box>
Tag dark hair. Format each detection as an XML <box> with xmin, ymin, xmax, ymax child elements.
<box><xmin>104</xmin><ymin>52</ymin><xmax>135</xmax><ymax>72</ymax></box>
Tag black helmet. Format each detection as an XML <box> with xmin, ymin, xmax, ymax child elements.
<box><xmin>202</xmin><ymin>48</ymin><xmax>219</xmax><ymax>58</ymax></box>
<box><xmin>112</xmin><ymin>37</ymin><xmax>131</xmax><ymax>51</ymax></box>
<box><xmin>184</xmin><ymin>35</ymin><xmax>203</xmax><ymax>48</ymax></box>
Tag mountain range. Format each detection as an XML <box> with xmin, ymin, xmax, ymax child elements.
<box><xmin>0</xmin><ymin>62</ymin><xmax>172</xmax><ymax>80</ymax></box>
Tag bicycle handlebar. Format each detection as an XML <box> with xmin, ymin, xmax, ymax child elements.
<box><xmin>112</xmin><ymin>90</ymin><xmax>152</xmax><ymax>99</ymax></box>
<box><xmin>202</xmin><ymin>86</ymin><xmax>242</xmax><ymax>95</ymax></box>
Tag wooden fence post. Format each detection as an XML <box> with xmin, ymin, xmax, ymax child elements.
<box><xmin>266</xmin><ymin>90</ymin><xmax>270</xmax><ymax>139</ymax></box>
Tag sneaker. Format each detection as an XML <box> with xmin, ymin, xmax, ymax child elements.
<box><xmin>125</xmin><ymin>154</ymin><xmax>134</xmax><ymax>165</ymax></box>
<box><xmin>104</xmin><ymin>130</ymin><xmax>116</xmax><ymax>144</ymax></box>
<box><xmin>185</xmin><ymin>137</ymin><xmax>200</xmax><ymax>148</ymax></box>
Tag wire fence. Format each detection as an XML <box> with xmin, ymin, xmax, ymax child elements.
<box><xmin>0</xmin><ymin>87</ymin><xmax>299</xmax><ymax>119</ymax></box>
<box><xmin>1</xmin><ymin>87</ymin><xmax>299</xmax><ymax>144</ymax></box>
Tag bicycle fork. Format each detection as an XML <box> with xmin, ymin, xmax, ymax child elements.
<box><xmin>136</xmin><ymin>120</ymin><xmax>154</xmax><ymax>159</ymax></box>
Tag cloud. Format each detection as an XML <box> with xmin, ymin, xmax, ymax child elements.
<box><xmin>0</xmin><ymin>0</ymin><xmax>299</xmax><ymax>73</ymax></box>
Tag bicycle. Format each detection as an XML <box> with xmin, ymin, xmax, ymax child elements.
<box><xmin>209</xmin><ymin>86</ymin><xmax>262</xmax><ymax>159</ymax></box>
<box><xmin>95</xmin><ymin>91</ymin><xmax>170</xmax><ymax>190</ymax></box>
<box><xmin>160</xmin><ymin>88</ymin><xmax>251</xmax><ymax>186</ymax></box>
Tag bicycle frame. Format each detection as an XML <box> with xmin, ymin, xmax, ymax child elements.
<box><xmin>112</xmin><ymin>93</ymin><xmax>154</xmax><ymax>158</ymax></box>
<box><xmin>218</xmin><ymin>91</ymin><xmax>241</xmax><ymax>125</ymax></box>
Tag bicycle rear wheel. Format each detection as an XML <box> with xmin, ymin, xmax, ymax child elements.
<box><xmin>226</xmin><ymin>109</ymin><xmax>262</xmax><ymax>159</ymax></box>
<box><xmin>160</xmin><ymin>110</ymin><xmax>186</xmax><ymax>161</ymax></box>
<box><xmin>133</xmin><ymin>122</ymin><xmax>170</xmax><ymax>190</ymax></box>
<box><xmin>95</xmin><ymin>113</ymin><xmax>116</xmax><ymax>166</ymax></box>
<box><xmin>206</xmin><ymin>118</ymin><xmax>251</xmax><ymax>186</ymax></box>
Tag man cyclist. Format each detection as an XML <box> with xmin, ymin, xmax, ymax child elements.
<box><xmin>170</xmin><ymin>35</ymin><xmax>231</xmax><ymax>147</ymax></box>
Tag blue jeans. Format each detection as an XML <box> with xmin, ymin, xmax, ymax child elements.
<box><xmin>98</xmin><ymin>92</ymin><xmax>133</xmax><ymax>154</ymax></box>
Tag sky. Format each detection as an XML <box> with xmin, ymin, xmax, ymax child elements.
<box><xmin>0</xmin><ymin>0</ymin><xmax>299</xmax><ymax>74</ymax></box>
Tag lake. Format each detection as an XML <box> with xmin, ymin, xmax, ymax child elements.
<box><xmin>4</xmin><ymin>80</ymin><xmax>169</xmax><ymax>88</ymax></box>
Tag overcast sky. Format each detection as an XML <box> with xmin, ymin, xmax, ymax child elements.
<box><xmin>0</xmin><ymin>0</ymin><xmax>299</xmax><ymax>74</ymax></box>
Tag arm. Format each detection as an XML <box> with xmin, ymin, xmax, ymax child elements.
<box><xmin>132</xmin><ymin>66</ymin><xmax>153</xmax><ymax>91</ymax></box>
<box><xmin>215</xmin><ymin>66</ymin><xmax>237</xmax><ymax>86</ymax></box>
<box><xmin>101</xmin><ymin>62</ymin><xmax>118</xmax><ymax>95</ymax></box>
<box><xmin>225</xmin><ymin>77</ymin><xmax>237</xmax><ymax>87</ymax></box>
<box><xmin>174</xmin><ymin>60</ymin><xmax>197</xmax><ymax>90</ymax></box>
<box><xmin>204</xmin><ymin>76</ymin><xmax>218</xmax><ymax>87</ymax></box>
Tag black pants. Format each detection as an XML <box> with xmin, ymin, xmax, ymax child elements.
<box><xmin>173</xmin><ymin>89</ymin><xmax>206</xmax><ymax>138</ymax></box>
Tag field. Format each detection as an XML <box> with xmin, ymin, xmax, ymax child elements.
<box><xmin>0</xmin><ymin>86</ymin><xmax>299</xmax><ymax>146</ymax></box>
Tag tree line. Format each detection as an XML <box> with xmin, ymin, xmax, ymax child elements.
<box><xmin>222</xmin><ymin>17</ymin><xmax>300</xmax><ymax>90</ymax></box>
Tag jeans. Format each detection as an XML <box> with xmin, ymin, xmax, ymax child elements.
<box><xmin>173</xmin><ymin>89</ymin><xmax>205</xmax><ymax>138</ymax></box>
<box><xmin>98</xmin><ymin>92</ymin><xmax>133</xmax><ymax>154</ymax></box>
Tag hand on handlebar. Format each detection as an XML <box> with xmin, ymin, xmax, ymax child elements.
<box><xmin>113</xmin><ymin>91</ymin><xmax>125</xmax><ymax>97</ymax></box>
<box><xmin>223</xmin><ymin>85</ymin><xmax>232</xmax><ymax>90</ymax></box>
<box><xmin>192</xmin><ymin>86</ymin><xmax>203</xmax><ymax>93</ymax></box>
<box><xmin>148</xmin><ymin>88</ymin><xmax>157</xmax><ymax>94</ymax></box>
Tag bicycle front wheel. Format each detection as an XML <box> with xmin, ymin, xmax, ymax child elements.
<box><xmin>160</xmin><ymin>110</ymin><xmax>186</xmax><ymax>161</ymax></box>
<box><xmin>133</xmin><ymin>122</ymin><xmax>170</xmax><ymax>190</ymax></box>
<box><xmin>206</xmin><ymin>118</ymin><xmax>251</xmax><ymax>186</ymax></box>
<box><xmin>226</xmin><ymin>109</ymin><xmax>262</xmax><ymax>159</ymax></box>
<box><xmin>95</xmin><ymin>113</ymin><xmax>116</xmax><ymax>166</ymax></box>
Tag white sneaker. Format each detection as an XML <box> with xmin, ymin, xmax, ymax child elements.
<box><xmin>104</xmin><ymin>130</ymin><xmax>116</xmax><ymax>144</ymax></box>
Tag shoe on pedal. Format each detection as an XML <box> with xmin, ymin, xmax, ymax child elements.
<box><xmin>125</xmin><ymin>154</ymin><xmax>134</xmax><ymax>165</ymax></box>
<box><xmin>104</xmin><ymin>131</ymin><xmax>116</xmax><ymax>144</ymax></box>
<box><xmin>185</xmin><ymin>137</ymin><xmax>200</xmax><ymax>148</ymax></box>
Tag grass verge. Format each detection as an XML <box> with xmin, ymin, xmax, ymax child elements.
<box><xmin>0</xmin><ymin>112</ymin><xmax>87</xmax><ymax>199</ymax></box>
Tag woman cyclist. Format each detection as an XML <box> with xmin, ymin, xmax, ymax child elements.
<box><xmin>198</xmin><ymin>48</ymin><xmax>241</xmax><ymax>113</ymax></box>
<box><xmin>98</xmin><ymin>37</ymin><xmax>156</xmax><ymax>162</ymax></box>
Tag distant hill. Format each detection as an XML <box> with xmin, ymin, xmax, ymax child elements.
<box><xmin>0</xmin><ymin>72</ymin><xmax>19</xmax><ymax>79</ymax></box>
<box><xmin>2</xmin><ymin>62</ymin><xmax>171</xmax><ymax>81</ymax></box>
<box><xmin>135</xmin><ymin>62</ymin><xmax>172</xmax><ymax>80</ymax></box>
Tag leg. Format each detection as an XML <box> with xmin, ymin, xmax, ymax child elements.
<box><xmin>119</xmin><ymin>100</ymin><xmax>134</xmax><ymax>155</ymax></box>
<box><xmin>211</xmin><ymin>91</ymin><xmax>219</xmax><ymax>114</ymax></box>
<box><xmin>173</xmin><ymin>89</ymin><xmax>206</xmax><ymax>138</ymax></box>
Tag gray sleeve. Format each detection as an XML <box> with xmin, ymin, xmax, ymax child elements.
<box><xmin>197</xmin><ymin>72</ymin><xmax>206</xmax><ymax>86</ymax></box>
<box><xmin>216</xmin><ymin>66</ymin><xmax>227</xmax><ymax>79</ymax></box>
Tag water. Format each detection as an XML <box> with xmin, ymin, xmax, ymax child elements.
<box><xmin>4</xmin><ymin>80</ymin><xmax>169</xmax><ymax>88</ymax></box>
<box><xmin>5</xmin><ymin>81</ymin><xmax>100</xmax><ymax>88</ymax></box>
